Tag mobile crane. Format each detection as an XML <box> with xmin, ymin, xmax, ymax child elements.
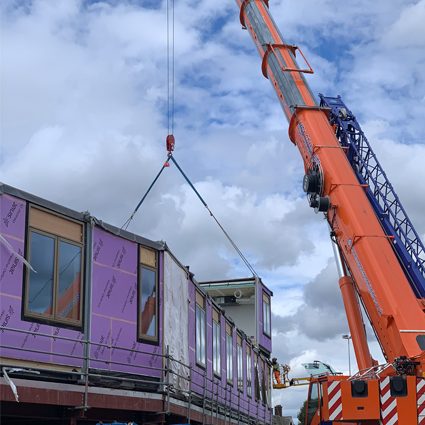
<box><xmin>235</xmin><ymin>0</ymin><xmax>425</xmax><ymax>423</ymax></box>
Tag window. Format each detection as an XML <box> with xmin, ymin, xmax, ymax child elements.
<box><xmin>212</xmin><ymin>308</ymin><xmax>221</xmax><ymax>376</ymax></box>
<box><xmin>226</xmin><ymin>322</ymin><xmax>233</xmax><ymax>384</ymax></box>
<box><xmin>139</xmin><ymin>246</ymin><xmax>158</xmax><ymax>342</ymax></box>
<box><xmin>237</xmin><ymin>334</ymin><xmax>243</xmax><ymax>392</ymax></box>
<box><xmin>195</xmin><ymin>291</ymin><xmax>206</xmax><ymax>366</ymax></box>
<box><xmin>254</xmin><ymin>355</ymin><xmax>261</xmax><ymax>401</ymax></box>
<box><xmin>263</xmin><ymin>293</ymin><xmax>271</xmax><ymax>336</ymax></box>
<box><xmin>264</xmin><ymin>361</ymin><xmax>271</xmax><ymax>406</ymax></box>
<box><xmin>247</xmin><ymin>346</ymin><xmax>252</xmax><ymax>397</ymax></box>
<box><xmin>307</xmin><ymin>383</ymin><xmax>319</xmax><ymax>425</ymax></box>
<box><xmin>25</xmin><ymin>206</ymin><xmax>84</xmax><ymax>327</ymax></box>
<box><xmin>260</xmin><ymin>359</ymin><xmax>267</xmax><ymax>404</ymax></box>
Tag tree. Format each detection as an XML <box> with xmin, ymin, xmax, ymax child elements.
<box><xmin>297</xmin><ymin>399</ymin><xmax>308</xmax><ymax>425</ymax></box>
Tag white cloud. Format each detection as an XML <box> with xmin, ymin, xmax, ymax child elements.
<box><xmin>1</xmin><ymin>1</ymin><xmax>424</xmax><ymax>423</ymax></box>
<box><xmin>384</xmin><ymin>0</ymin><xmax>425</xmax><ymax>49</ymax></box>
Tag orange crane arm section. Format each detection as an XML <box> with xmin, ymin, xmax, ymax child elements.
<box><xmin>237</xmin><ymin>0</ymin><xmax>316</xmax><ymax>120</ymax></box>
<box><xmin>237</xmin><ymin>0</ymin><xmax>425</xmax><ymax>368</ymax></box>
<box><xmin>290</xmin><ymin>109</ymin><xmax>425</xmax><ymax>363</ymax></box>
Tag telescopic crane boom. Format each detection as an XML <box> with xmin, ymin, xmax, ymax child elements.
<box><xmin>235</xmin><ymin>1</ymin><xmax>425</xmax><ymax>423</ymax></box>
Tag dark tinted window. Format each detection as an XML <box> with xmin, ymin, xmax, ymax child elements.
<box><xmin>28</xmin><ymin>232</ymin><xmax>55</xmax><ymax>315</ymax></box>
<box><xmin>417</xmin><ymin>335</ymin><xmax>425</xmax><ymax>350</ymax></box>
<box><xmin>213</xmin><ymin>320</ymin><xmax>221</xmax><ymax>375</ymax></box>
<box><xmin>57</xmin><ymin>241</ymin><xmax>82</xmax><ymax>321</ymax></box>
<box><xmin>25</xmin><ymin>207</ymin><xmax>84</xmax><ymax>328</ymax></box>
<box><xmin>140</xmin><ymin>266</ymin><xmax>157</xmax><ymax>337</ymax></box>
<box><xmin>227</xmin><ymin>332</ymin><xmax>233</xmax><ymax>383</ymax></box>
<box><xmin>307</xmin><ymin>382</ymin><xmax>319</xmax><ymax>425</ymax></box>
<box><xmin>195</xmin><ymin>303</ymin><xmax>206</xmax><ymax>365</ymax></box>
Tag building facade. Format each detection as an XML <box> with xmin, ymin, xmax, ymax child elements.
<box><xmin>0</xmin><ymin>183</ymin><xmax>273</xmax><ymax>425</ymax></box>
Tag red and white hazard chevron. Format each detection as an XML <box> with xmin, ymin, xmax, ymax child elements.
<box><xmin>380</xmin><ymin>377</ymin><xmax>398</xmax><ymax>425</ymax></box>
<box><xmin>328</xmin><ymin>381</ymin><xmax>342</xmax><ymax>421</ymax></box>
<box><xmin>418</xmin><ymin>378</ymin><xmax>425</xmax><ymax>425</ymax></box>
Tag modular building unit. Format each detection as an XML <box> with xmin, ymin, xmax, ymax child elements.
<box><xmin>0</xmin><ymin>183</ymin><xmax>273</xmax><ymax>425</ymax></box>
<box><xmin>199</xmin><ymin>277</ymin><xmax>273</xmax><ymax>355</ymax></box>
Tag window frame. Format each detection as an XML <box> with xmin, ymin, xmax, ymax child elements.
<box><xmin>246</xmin><ymin>345</ymin><xmax>252</xmax><ymax>398</ymax></box>
<box><xmin>260</xmin><ymin>357</ymin><xmax>267</xmax><ymax>405</ymax></box>
<box><xmin>264</xmin><ymin>360</ymin><xmax>271</xmax><ymax>407</ymax></box>
<box><xmin>237</xmin><ymin>334</ymin><xmax>243</xmax><ymax>392</ymax></box>
<box><xmin>138</xmin><ymin>246</ymin><xmax>159</xmax><ymax>344</ymax></box>
<box><xmin>307</xmin><ymin>382</ymin><xmax>320</xmax><ymax>425</ymax></box>
<box><xmin>254</xmin><ymin>354</ymin><xmax>261</xmax><ymax>401</ymax></box>
<box><xmin>226</xmin><ymin>322</ymin><xmax>233</xmax><ymax>385</ymax></box>
<box><xmin>23</xmin><ymin>205</ymin><xmax>85</xmax><ymax>330</ymax></box>
<box><xmin>262</xmin><ymin>292</ymin><xmax>271</xmax><ymax>337</ymax></box>
<box><xmin>212</xmin><ymin>308</ymin><xmax>221</xmax><ymax>377</ymax></box>
<box><xmin>195</xmin><ymin>291</ymin><xmax>206</xmax><ymax>367</ymax></box>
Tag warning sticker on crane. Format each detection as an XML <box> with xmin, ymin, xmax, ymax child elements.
<box><xmin>380</xmin><ymin>377</ymin><xmax>398</xmax><ymax>425</ymax></box>
<box><xmin>418</xmin><ymin>378</ymin><xmax>425</xmax><ymax>425</ymax></box>
<box><xmin>328</xmin><ymin>381</ymin><xmax>343</xmax><ymax>421</ymax></box>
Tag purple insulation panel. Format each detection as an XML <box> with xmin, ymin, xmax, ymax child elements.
<box><xmin>90</xmin><ymin>227</ymin><xmax>162</xmax><ymax>377</ymax></box>
<box><xmin>206</xmin><ymin>299</ymin><xmax>213</xmax><ymax>396</ymax></box>
<box><xmin>231</xmin><ymin>328</ymin><xmax>237</xmax><ymax>406</ymax></box>
<box><xmin>188</xmin><ymin>281</ymin><xmax>206</xmax><ymax>394</ymax></box>
<box><xmin>0</xmin><ymin>194</ymin><xmax>83</xmax><ymax>367</ymax></box>
<box><xmin>188</xmin><ymin>282</ymin><xmax>216</xmax><ymax>397</ymax></box>
<box><xmin>240</xmin><ymin>339</ymin><xmax>249</xmax><ymax>414</ymax></box>
<box><xmin>219</xmin><ymin>313</ymin><xmax>227</xmax><ymax>403</ymax></box>
<box><xmin>247</xmin><ymin>345</ymin><xmax>256</xmax><ymax>414</ymax></box>
<box><xmin>173</xmin><ymin>276</ymin><xmax>267</xmax><ymax>417</ymax></box>
<box><xmin>186</xmin><ymin>283</ymin><xmax>267</xmax><ymax>417</ymax></box>
<box><xmin>257</xmin><ymin>282</ymin><xmax>272</xmax><ymax>354</ymax></box>
<box><xmin>257</xmin><ymin>282</ymin><xmax>263</xmax><ymax>350</ymax></box>
<box><xmin>187</xmin><ymin>282</ymin><xmax>196</xmax><ymax>369</ymax></box>
<box><xmin>187</xmin><ymin>282</ymin><xmax>196</xmax><ymax>380</ymax></box>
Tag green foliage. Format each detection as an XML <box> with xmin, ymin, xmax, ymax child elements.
<box><xmin>297</xmin><ymin>399</ymin><xmax>308</xmax><ymax>425</ymax></box>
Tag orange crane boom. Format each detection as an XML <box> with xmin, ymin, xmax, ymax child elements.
<box><xmin>235</xmin><ymin>1</ymin><xmax>425</xmax><ymax>423</ymax></box>
<box><xmin>236</xmin><ymin>0</ymin><xmax>425</xmax><ymax>367</ymax></box>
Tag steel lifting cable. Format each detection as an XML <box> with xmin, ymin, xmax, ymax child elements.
<box><xmin>167</xmin><ymin>155</ymin><xmax>258</xmax><ymax>277</ymax></box>
<box><xmin>121</xmin><ymin>154</ymin><xmax>259</xmax><ymax>277</ymax></box>
<box><xmin>121</xmin><ymin>156</ymin><xmax>170</xmax><ymax>231</ymax></box>
<box><xmin>171</xmin><ymin>0</ymin><xmax>175</xmax><ymax>134</ymax></box>
<box><xmin>122</xmin><ymin>0</ymin><xmax>258</xmax><ymax>276</ymax></box>
<box><xmin>122</xmin><ymin>0</ymin><xmax>176</xmax><ymax>232</ymax></box>
<box><xmin>167</xmin><ymin>0</ymin><xmax>170</xmax><ymax>134</ymax></box>
<box><xmin>166</xmin><ymin>0</ymin><xmax>175</xmax><ymax>136</ymax></box>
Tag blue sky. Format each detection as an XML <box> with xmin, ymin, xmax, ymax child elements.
<box><xmin>1</xmin><ymin>0</ymin><xmax>425</xmax><ymax>421</ymax></box>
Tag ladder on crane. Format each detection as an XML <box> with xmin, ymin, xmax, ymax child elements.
<box><xmin>320</xmin><ymin>95</ymin><xmax>425</xmax><ymax>298</ymax></box>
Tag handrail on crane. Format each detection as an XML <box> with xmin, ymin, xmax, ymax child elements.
<box><xmin>272</xmin><ymin>363</ymin><xmax>310</xmax><ymax>389</ymax></box>
<box><xmin>272</xmin><ymin>362</ymin><xmax>339</xmax><ymax>389</ymax></box>
<box><xmin>261</xmin><ymin>44</ymin><xmax>314</xmax><ymax>78</ymax></box>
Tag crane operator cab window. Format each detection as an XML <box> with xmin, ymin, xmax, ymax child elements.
<box><xmin>306</xmin><ymin>382</ymin><xmax>320</xmax><ymax>425</ymax></box>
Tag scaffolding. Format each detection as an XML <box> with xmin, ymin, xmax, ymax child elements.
<box><xmin>0</xmin><ymin>326</ymin><xmax>272</xmax><ymax>425</ymax></box>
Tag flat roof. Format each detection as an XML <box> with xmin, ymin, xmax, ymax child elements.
<box><xmin>0</xmin><ymin>182</ymin><xmax>163</xmax><ymax>250</ymax></box>
<box><xmin>1</xmin><ymin>182</ymin><xmax>272</xmax><ymax>296</ymax></box>
<box><xmin>199</xmin><ymin>276</ymin><xmax>273</xmax><ymax>296</ymax></box>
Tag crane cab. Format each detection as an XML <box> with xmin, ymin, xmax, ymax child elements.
<box><xmin>305</xmin><ymin>375</ymin><xmax>380</xmax><ymax>424</ymax></box>
<box><xmin>305</xmin><ymin>375</ymin><xmax>424</xmax><ymax>424</ymax></box>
